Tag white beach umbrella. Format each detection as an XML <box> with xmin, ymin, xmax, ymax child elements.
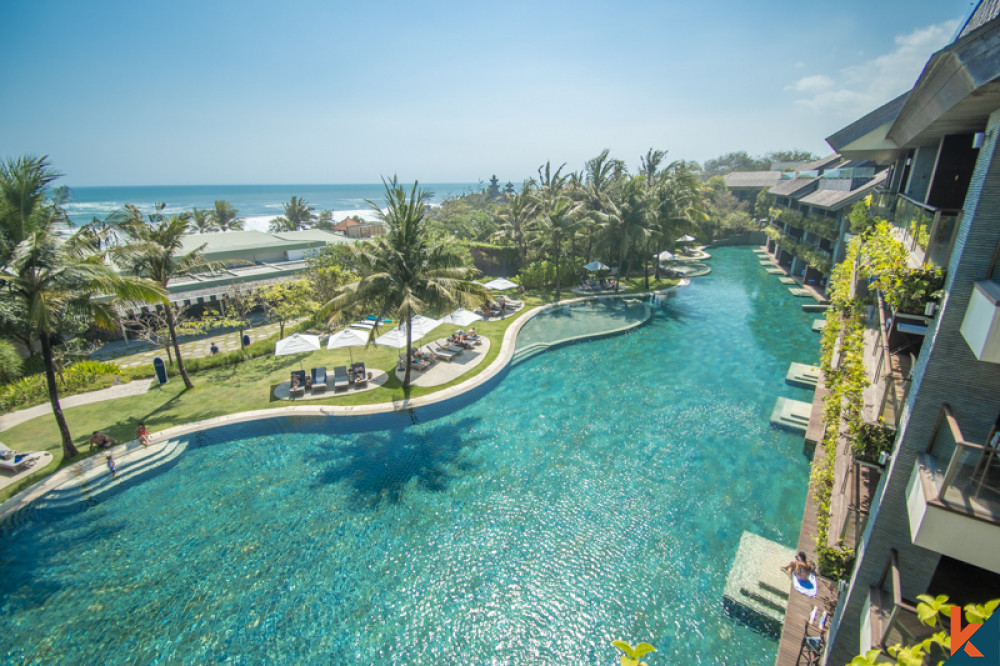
<box><xmin>483</xmin><ymin>277</ymin><xmax>518</xmax><ymax>291</ymax></box>
<box><xmin>656</xmin><ymin>250</ymin><xmax>676</xmax><ymax>261</ymax></box>
<box><xmin>375</xmin><ymin>315</ymin><xmax>442</xmax><ymax>348</ymax></box>
<box><xmin>374</xmin><ymin>327</ymin><xmax>409</xmax><ymax>348</ymax></box>
<box><xmin>676</xmin><ymin>234</ymin><xmax>696</xmax><ymax>243</ymax></box>
<box><xmin>326</xmin><ymin>327</ymin><xmax>369</xmax><ymax>363</ymax></box>
<box><xmin>584</xmin><ymin>260</ymin><xmax>610</xmax><ymax>272</ymax></box>
<box><xmin>440</xmin><ymin>308</ymin><xmax>483</xmax><ymax>326</ymax></box>
<box><xmin>409</xmin><ymin>315</ymin><xmax>442</xmax><ymax>336</ymax></box>
<box><xmin>274</xmin><ymin>333</ymin><xmax>321</xmax><ymax>370</ymax></box>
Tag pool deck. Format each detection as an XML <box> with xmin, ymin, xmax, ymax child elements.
<box><xmin>0</xmin><ymin>281</ymin><xmax>690</xmax><ymax>517</ymax></box>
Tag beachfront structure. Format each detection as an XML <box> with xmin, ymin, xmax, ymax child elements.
<box><xmin>778</xmin><ymin>4</ymin><xmax>1000</xmax><ymax>663</ymax></box>
<box><xmin>164</xmin><ymin>229</ymin><xmax>353</xmax><ymax>308</ymax></box>
<box><xmin>763</xmin><ymin>156</ymin><xmax>887</xmax><ymax>294</ymax></box>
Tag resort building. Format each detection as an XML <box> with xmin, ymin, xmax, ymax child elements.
<box><xmin>778</xmin><ymin>3</ymin><xmax>1000</xmax><ymax>663</ymax></box>
<box><xmin>764</xmin><ymin>156</ymin><xmax>886</xmax><ymax>294</ymax></box>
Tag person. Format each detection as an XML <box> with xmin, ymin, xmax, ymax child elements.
<box><xmin>106</xmin><ymin>454</ymin><xmax>118</xmax><ymax>479</ymax></box>
<box><xmin>518</xmin><ymin>284</ymin><xmax>525</xmax><ymax>295</ymax></box>
<box><xmin>467</xmin><ymin>327</ymin><xmax>477</xmax><ymax>338</ymax></box>
<box><xmin>90</xmin><ymin>431</ymin><xmax>117</xmax><ymax>452</ymax></box>
<box><xmin>136</xmin><ymin>423</ymin><xmax>151</xmax><ymax>448</ymax></box>
<box><xmin>210</xmin><ymin>343</ymin><xmax>219</xmax><ymax>355</ymax></box>
<box><xmin>782</xmin><ymin>551</ymin><xmax>815</xmax><ymax>582</ymax></box>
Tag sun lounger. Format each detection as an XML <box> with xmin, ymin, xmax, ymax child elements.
<box><xmin>311</xmin><ymin>367</ymin><xmax>327</xmax><ymax>392</ymax></box>
<box><xmin>431</xmin><ymin>343</ymin><xmax>458</xmax><ymax>361</ymax></box>
<box><xmin>351</xmin><ymin>363</ymin><xmax>369</xmax><ymax>386</ymax></box>
<box><xmin>502</xmin><ymin>298</ymin><xmax>524</xmax><ymax>310</ymax></box>
<box><xmin>0</xmin><ymin>443</ymin><xmax>39</xmax><ymax>473</ymax></box>
<box><xmin>333</xmin><ymin>365</ymin><xmax>350</xmax><ymax>391</ymax></box>
<box><xmin>290</xmin><ymin>370</ymin><xmax>306</xmax><ymax>397</ymax></box>
<box><xmin>437</xmin><ymin>339</ymin><xmax>465</xmax><ymax>354</ymax></box>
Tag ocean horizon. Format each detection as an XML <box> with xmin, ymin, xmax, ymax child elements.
<box><xmin>63</xmin><ymin>182</ymin><xmax>483</xmax><ymax>233</ymax></box>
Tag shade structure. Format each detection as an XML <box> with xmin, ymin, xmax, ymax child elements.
<box><xmin>656</xmin><ymin>250</ymin><xmax>676</xmax><ymax>261</ymax></box>
<box><xmin>676</xmin><ymin>234</ymin><xmax>696</xmax><ymax>243</ymax></box>
<box><xmin>584</xmin><ymin>260</ymin><xmax>610</xmax><ymax>272</ymax></box>
<box><xmin>374</xmin><ymin>315</ymin><xmax>441</xmax><ymax>348</ymax></box>
<box><xmin>440</xmin><ymin>308</ymin><xmax>483</xmax><ymax>326</ymax></box>
<box><xmin>326</xmin><ymin>328</ymin><xmax>370</xmax><ymax>350</ymax></box>
<box><xmin>274</xmin><ymin>333</ymin><xmax>321</xmax><ymax>356</ymax></box>
<box><xmin>483</xmin><ymin>277</ymin><xmax>518</xmax><ymax>291</ymax></box>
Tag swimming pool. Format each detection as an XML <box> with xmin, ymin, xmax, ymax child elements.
<box><xmin>0</xmin><ymin>248</ymin><xmax>818</xmax><ymax>664</ymax></box>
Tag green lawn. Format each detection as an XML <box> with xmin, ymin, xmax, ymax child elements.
<box><xmin>0</xmin><ymin>279</ymin><xmax>678</xmax><ymax>502</ymax></box>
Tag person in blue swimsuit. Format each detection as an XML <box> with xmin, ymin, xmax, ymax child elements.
<box><xmin>106</xmin><ymin>454</ymin><xmax>117</xmax><ymax>479</ymax></box>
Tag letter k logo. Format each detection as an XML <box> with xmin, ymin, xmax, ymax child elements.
<box><xmin>952</xmin><ymin>607</ymin><xmax>984</xmax><ymax>658</ymax></box>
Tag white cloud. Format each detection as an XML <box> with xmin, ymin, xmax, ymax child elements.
<box><xmin>790</xmin><ymin>19</ymin><xmax>960</xmax><ymax>116</ymax></box>
<box><xmin>786</xmin><ymin>74</ymin><xmax>835</xmax><ymax>94</ymax></box>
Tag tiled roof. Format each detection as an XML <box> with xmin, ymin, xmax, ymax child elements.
<box><xmin>769</xmin><ymin>177</ymin><xmax>819</xmax><ymax>197</ymax></box>
<box><xmin>797</xmin><ymin>172</ymin><xmax>887</xmax><ymax>210</ymax></box>
<box><xmin>725</xmin><ymin>171</ymin><xmax>783</xmax><ymax>188</ymax></box>
<box><xmin>800</xmin><ymin>154</ymin><xmax>842</xmax><ymax>171</ymax></box>
<box><xmin>958</xmin><ymin>0</ymin><xmax>1000</xmax><ymax>40</ymax></box>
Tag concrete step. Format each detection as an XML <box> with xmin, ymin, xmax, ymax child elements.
<box><xmin>786</xmin><ymin>362</ymin><xmax>820</xmax><ymax>389</ymax></box>
<box><xmin>770</xmin><ymin>397</ymin><xmax>813</xmax><ymax>433</ymax></box>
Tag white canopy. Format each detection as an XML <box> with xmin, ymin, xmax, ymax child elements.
<box><xmin>676</xmin><ymin>234</ymin><xmax>696</xmax><ymax>243</ymax></box>
<box><xmin>440</xmin><ymin>308</ymin><xmax>483</xmax><ymax>326</ymax></box>
<box><xmin>584</xmin><ymin>260</ymin><xmax>609</xmax><ymax>272</ymax></box>
<box><xmin>483</xmin><ymin>277</ymin><xmax>518</xmax><ymax>290</ymax></box>
<box><xmin>655</xmin><ymin>250</ymin><xmax>676</xmax><ymax>261</ymax></box>
<box><xmin>274</xmin><ymin>333</ymin><xmax>321</xmax><ymax>356</ymax></box>
<box><xmin>374</xmin><ymin>315</ymin><xmax>441</xmax><ymax>348</ymax></box>
<box><xmin>326</xmin><ymin>328</ymin><xmax>370</xmax><ymax>350</ymax></box>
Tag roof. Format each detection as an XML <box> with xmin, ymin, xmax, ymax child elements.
<box><xmin>769</xmin><ymin>177</ymin><xmax>819</xmax><ymax>197</ymax></box>
<box><xmin>797</xmin><ymin>171</ymin><xmax>887</xmax><ymax>210</ymax></box>
<box><xmin>799</xmin><ymin>154</ymin><xmax>843</xmax><ymax>171</ymax></box>
<box><xmin>179</xmin><ymin>230</ymin><xmax>296</xmax><ymax>256</ymax></box>
<box><xmin>826</xmin><ymin>94</ymin><xmax>908</xmax><ymax>158</ymax></box>
<box><xmin>724</xmin><ymin>171</ymin><xmax>783</xmax><ymax>188</ymax></box>
<box><xmin>271</xmin><ymin>229</ymin><xmax>354</xmax><ymax>244</ymax></box>
<box><xmin>958</xmin><ymin>0</ymin><xmax>1000</xmax><ymax>40</ymax></box>
<box><xmin>332</xmin><ymin>218</ymin><xmax>361</xmax><ymax>231</ymax></box>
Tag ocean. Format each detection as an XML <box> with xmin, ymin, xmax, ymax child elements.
<box><xmin>62</xmin><ymin>183</ymin><xmax>481</xmax><ymax>233</ymax></box>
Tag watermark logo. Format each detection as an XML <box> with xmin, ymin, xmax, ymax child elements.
<box><xmin>947</xmin><ymin>606</ymin><xmax>999</xmax><ymax>665</ymax></box>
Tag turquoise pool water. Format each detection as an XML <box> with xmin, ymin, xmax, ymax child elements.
<box><xmin>0</xmin><ymin>248</ymin><xmax>818</xmax><ymax>664</ymax></box>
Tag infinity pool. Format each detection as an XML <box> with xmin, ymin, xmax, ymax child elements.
<box><xmin>0</xmin><ymin>248</ymin><xmax>818</xmax><ymax>664</ymax></box>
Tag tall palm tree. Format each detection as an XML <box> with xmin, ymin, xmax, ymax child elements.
<box><xmin>284</xmin><ymin>196</ymin><xmax>316</xmax><ymax>231</ymax></box>
<box><xmin>319</xmin><ymin>178</ymin><xmax>486</xmax><ymax>389</ymax></box>
<box><xmin>211</xmin><ymin>200</ymin><xmax>244</xmax><ymax>232</ymax></box>
<box><xmin>190</xmin><ymin>207</ymin><xmax>218</xmax><ymax>233</ymax></box>
<box><xmin>494</xmin><ymin>179</ymin><xmax>535</xmax><ymax>268</ymax></box>
<box><xmin>0</xmin><ymin>156</ymin><xmax>165</xmax><ymax>458</ymax></box>
<box><xmin>115</xmin><ymin>215</ymin><xmax>215</xmax><ymax>389</ymax></box>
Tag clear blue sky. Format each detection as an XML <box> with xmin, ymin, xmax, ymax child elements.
<box><xmin>0</xmin><ymin>0</ymin><xmax>976</xmax><ymax>186</ymax></box>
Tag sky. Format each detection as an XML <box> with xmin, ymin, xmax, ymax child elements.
<box><xmin>0</xmin><ymin>0</ymin><xmax>978</xmax><ymax>187</ymax></box>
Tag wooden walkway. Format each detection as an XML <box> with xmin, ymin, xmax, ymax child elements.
<box><xmin>775</xmin><ymin>400</ymin><xmax>840</xmax><ymax>665</ymax></box>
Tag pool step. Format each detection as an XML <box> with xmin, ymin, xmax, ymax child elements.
<box><xmin>802</xmin><ymin>303</ymin><xmax>830</xmax><ymax>312</ymax></box>
<box><xmin>788</xmin><ymin>287</ymin><xmax>814</xmax><ymax>298</ymax></box>
<box><xmin>765</xmin><ymin>267</ymin><xmax>785</xmax><ymax>275</ymax></box>
<box><xmin>40</xmin><ymin>439</ymin><xmax>189</xmax><ymax>510</ymax></box>
<box><xmin>812</xmin><ymin>319</ymin><xmax>827</xmax><ymax>332</ymax></box>
<box><xmin>786</xmin><ymin>363</ymin><xmax>820</xmax><ymax>389</ymax></box>
<box><xmin>723</xmin><ymin>531</ymin><xmax>795</xmax><ymax>636</ymax></box>
<box><xmin>759</xmin><ymin>259</ymin><xmax>777</xmax><ymax>266</ymax></box>
<box><xmin>511</xmin><ymin>342</ymin><xmax>551</xmax><ymax>366</ymax></box>
<box><xmin>770</xmin><ymin>397</ymin><xmax>812</xmax><ymax>433</ymax></box>
<box><xmin>778</xmin><ymin>276</ymin><xmax>797</xmax><ymax>285</ymax></box>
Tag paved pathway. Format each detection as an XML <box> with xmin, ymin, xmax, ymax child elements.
<box><xmin>91</xmin><ymin>322</ymin><xmax>287</xmax><ymax>369</ymax></box>
<box><xmin>0</xmin><ymin>379</ymin><xmax>155</xmax><ymax>433</ymax></box>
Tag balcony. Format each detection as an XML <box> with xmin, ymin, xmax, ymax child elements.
<box><xmin>862</xmin><ymin>294</ymin><xmax>914</xmax><ymax>429</ymax></box>
<box><xmin>906</xmin><ymin>406</ymin><xmax>1000</xmax><ymax>573</ymax></box>
<box><xmin>861</xmin><ymin>550</ymin><xmax>937</xmax><ymax>656</ymax></box>
<box><xmin>870</xmin><ymin>189</ymin><xmax>960</xmax><ymax>268</ymax></box>
<box><xmin>960</xmin><ymin>280</ymin><xmax>1000</xmax><ymax>363</ymax></box>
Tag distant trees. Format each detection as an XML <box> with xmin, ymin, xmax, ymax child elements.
<box><xmin>700</xmin><ymin>149</ymin><xmax>819</xmax><ymax>178</ymax></box>
<box><xmin>269</xmin><ymin>196</ymin><xmax>316</xmax><ymax>232</ymax></box>
<box><xmin>211</xmin><ymin>200</ymin><xmax>245</xmax><ymax>232</ymax></box>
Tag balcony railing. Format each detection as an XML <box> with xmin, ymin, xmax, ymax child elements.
<box><xmin>920</xmin><ymin>406</ymin><xmax>1000</xmax><ymax>520</ymax></box>
<box><xmin>864</xmin><ymin>550</ymin><xmax>936</xmax><ymax>653</ymax></box>
<box><xmin>863</xmin><ymin>294</ymin><xmax>912</xmax><ymax>429</ymax></box>
<box><xmin>889</xmin><ymin>194</ymin><xmax>960</xmax><ymax>268</ymax></box>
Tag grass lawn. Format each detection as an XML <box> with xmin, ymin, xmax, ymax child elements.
<box><xmin>0</xmin><ymin>278</ymin><xmax>678</xmax><ymax>503</ymax></box>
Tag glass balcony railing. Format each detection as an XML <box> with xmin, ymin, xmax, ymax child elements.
<box><xmin>920</xmin><ymin>405</ymin><xmax>1000</xmax><ymax>522</ymax></box>
<box><xmin>888</xmin><ymin>193</ymin><xmax>961</xmax><ymax>268</ymax></box>
<box><xmin>864</xmin><ymin>551</ymin><xmax>937</xmax><ymax>654</ymax></box>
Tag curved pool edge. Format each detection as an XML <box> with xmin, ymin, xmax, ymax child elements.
<box><xmin>0</xmin><ymin>280</ymin><xmax>689</xmax><ymax>519</ymax></box>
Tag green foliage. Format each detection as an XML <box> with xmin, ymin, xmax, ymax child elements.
<box><xmin>773</xmin><ymin>208</ymin><xmax>840</xmax><ymax>241</ymax></box>
<box><xmin>854</xmin><ymin>422</ymin><xmax>894</xmax><ymax>463</ymax></box>
<box><xmin>259</xmin><ymin>280</ymin><xmax>317</xmax><ymax>337</ymax></box>
<box><xmin>515</xmin><ymin>259</ymin><xmax>582</xmax><ymax>290</ymax></box>
<box><xmin>0</xmin><ymin>338</ymin><xmax>23</xmax><ymax>382</ymax></box>
<box><xmin>0</xmin><ymin>360</ymin><xmax>124</xmax><ymax>412</ymax></box>
<box><xmin>849</xmin><ymin>201</ymin><xmax>874</xmax><ymax>235</ymax></box>
<box><xmin>765</xmin><ymin>225</ymin><xmax>833</xmax><ymax>273</ymax></box>
<box><xmin>424</xmin><ymin>190</ymin><xmax>497</xmax><ymax>241</ymax></box>
<box><xmin>611</xmin><ymin>640</ymin><xmax>656</xmax><ymax>666</ymax></box>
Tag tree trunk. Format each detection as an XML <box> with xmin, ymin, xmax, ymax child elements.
<box><xmin>643</xmin><ymin>239</ymin><xmax>651</xmax><ymax>290</ymax></box>
<box><xmin>403</xmin><ymin>313</ymin><xmax>413</xmax><ymax>389</ymax></box>
<box><xmin>165</xmin><ymin>305</ymin><xmax>194</xmax><ymax>389</ymax></box>
<box><xmin>553</xmin><ymin>238</ymin><xmax>562</xmax><ymax>302</ymax></box>
<box><xmin>40</xmin><ymin>333</ymin><xmax>79</xmax><ymax>459</ymax></box>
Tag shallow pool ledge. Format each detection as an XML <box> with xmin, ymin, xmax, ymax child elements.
<box><xmin>0</xmin><ymin>281</ymin><xmax>689</xmax><ymax>518</ymax></box>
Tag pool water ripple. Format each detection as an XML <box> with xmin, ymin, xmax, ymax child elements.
<box><xmin>0</xmin><ymin>248</ymin><xmax>818</xmax><ymax>664</ymax></box>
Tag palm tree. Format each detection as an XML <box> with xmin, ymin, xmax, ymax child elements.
<box><xmin>319</xmin><ymin>178</ymin><xmax>486</xmax><ymax>389</ymax></box>
<box><xmin>0</xmin><ymin>156</ymin><xmax>165</xmax><ymax>458</ymax></box>
<box><xmin>494</xmin><ymin>179</ymin><xmax>535</xmax><ymax>268</ymax></box>
<box><xmin>190</xmin><ymin>207</ymin><xmax>218</xmax><ymax>234</ymax></box>
<box><xmin>0</xmin><ymin>338</ymin><xmax>23</xmax><ymax>383</ymax></box>
<box><xmin>211</xmin><ymin>200</ymin><xmax>244</xmax><ymax>232</ymax></box>
<box><xmin>284</xmin><ymin>196</ymin><xmax>316</xmax><ymax>231</ymax></box>
<box><xmin>115</xmin><ymin>214</ymin><xmax>216</xmax><ymax>389</ymax></box>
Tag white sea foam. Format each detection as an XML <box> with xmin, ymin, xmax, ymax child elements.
<box><xmin>242</xmin><ymin>209</ymin><xmax>380</xmax><ymax>233</ymax></box>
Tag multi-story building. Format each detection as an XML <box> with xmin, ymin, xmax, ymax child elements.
<box><xmin>777</xmin><ymin>3</ymin><xmax>1000</xmax><ymax>663</ymax></box>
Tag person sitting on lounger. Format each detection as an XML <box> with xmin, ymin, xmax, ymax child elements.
<box><xmin>781</xmin><ymin>551</ymin><xmax>815</xmax><ymax>582</ymax></box>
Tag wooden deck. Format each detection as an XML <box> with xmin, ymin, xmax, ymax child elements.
<box><xmin>775</xmin><ymin>421</ymin><xmax>840</xmax><ymax>665</ymax></box>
